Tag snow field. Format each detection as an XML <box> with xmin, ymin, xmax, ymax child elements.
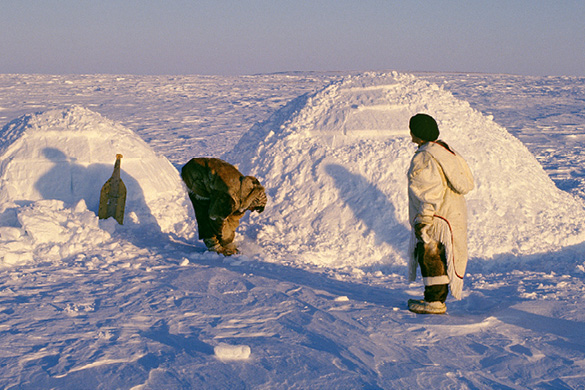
<box><xmin>0</xmin><ymin>72</ymin><xmax>585</xmax><ymax>389</ymax></box>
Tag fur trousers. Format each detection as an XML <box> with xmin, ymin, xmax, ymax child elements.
<box><xmin>415</xmin><ymin>240</ymin><xmax>449</xmax><ymax>303</ymax></box>
<box><xmin>189</xmin><ymin>195</ymin><xmax>243</xmax><ymax>247</ymax></box>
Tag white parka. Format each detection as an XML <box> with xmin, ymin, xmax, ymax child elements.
<box><xmin>407</xmin><ymin>141</ymin><xmax>474</xmax><ymax>299</ymax></box>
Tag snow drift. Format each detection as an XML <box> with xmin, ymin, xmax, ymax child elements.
<box><xmin>227</xmin><ymin>72</ymin><xmax>585</xmax><ymax>268</ymax></box>
<box><xmin>0</xmin><ymin>106</ymin><xmax>195</xmax><ymax>265</ymax></box>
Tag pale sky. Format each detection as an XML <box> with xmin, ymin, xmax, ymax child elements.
<box><xmin>1</xmin><ymin>0</ymin><xmax>584</xmax><ymax>76</ymax></box>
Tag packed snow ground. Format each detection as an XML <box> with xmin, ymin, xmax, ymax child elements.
<box><xmin>0</xmin><ymin>72</ymin><xmax>585</xmax><ymax>389</ymax></box>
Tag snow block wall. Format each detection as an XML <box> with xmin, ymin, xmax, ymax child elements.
<box><xmin>227</xmin><ymin>72</ymin><xmax>585</xmax><ymax>268</ymax></box>
<box><xmin>0</xmin><ymin>106</ymin><xmax>194</xmax><ymax>237</ymax></box>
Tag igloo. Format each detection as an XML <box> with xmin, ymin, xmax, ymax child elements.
<box><xmin>0</xmin><ymin>106</ymin><xmax>193</xmax><ymax>237</ymax></box>
<box><xmin>226</xmin><ymin>72</ymin><xmax>585</xmax><ymax>268</ymax></box>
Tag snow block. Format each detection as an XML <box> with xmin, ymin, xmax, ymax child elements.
<box><xmin>214</xmin><ymin>343</ymin><xmax>251</xmax><ymax>362</ymax></box>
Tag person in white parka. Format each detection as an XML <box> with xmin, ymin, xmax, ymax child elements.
<box><xmin>406</xmin><ymin>114</ymin><xmax>474</xmax><ymax>314</ymax></box>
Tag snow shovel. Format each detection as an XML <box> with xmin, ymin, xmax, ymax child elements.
<box><xmin>98</xmin><ymin>154</ymin><xmax>127</xmax><ymax>224</ymax></box>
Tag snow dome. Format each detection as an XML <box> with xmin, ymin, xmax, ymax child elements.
<box><xmin>0</xmin><ymin>106</ymin><xmax>193</xmax><ymax>236</ymax></box>
<box><xmin>226</xmin><ymin>72</ymin><xmax>585</xmax><ymax>268</ymax></box>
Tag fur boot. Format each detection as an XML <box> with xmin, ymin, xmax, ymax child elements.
<box><xmin>408</xmin><ymin>299</ymin><xmax>447</xmax><ymax>314</ymax></box>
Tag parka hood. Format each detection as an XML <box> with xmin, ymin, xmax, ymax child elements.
<box><xmin>421</xmin><ymin>141</ymin><xmax>474</xmax><ymax>195</ymax></box>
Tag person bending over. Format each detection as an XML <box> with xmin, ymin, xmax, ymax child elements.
<box><xmin>181</xmin><ymin>158</ymin><xmax>267</xmax><ymax>255</ymax></box>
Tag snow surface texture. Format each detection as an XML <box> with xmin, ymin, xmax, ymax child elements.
<box><xmin>1</xmin><ymin>72</ymin><xmax>585</xmax><ymax>389</ymax></box>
